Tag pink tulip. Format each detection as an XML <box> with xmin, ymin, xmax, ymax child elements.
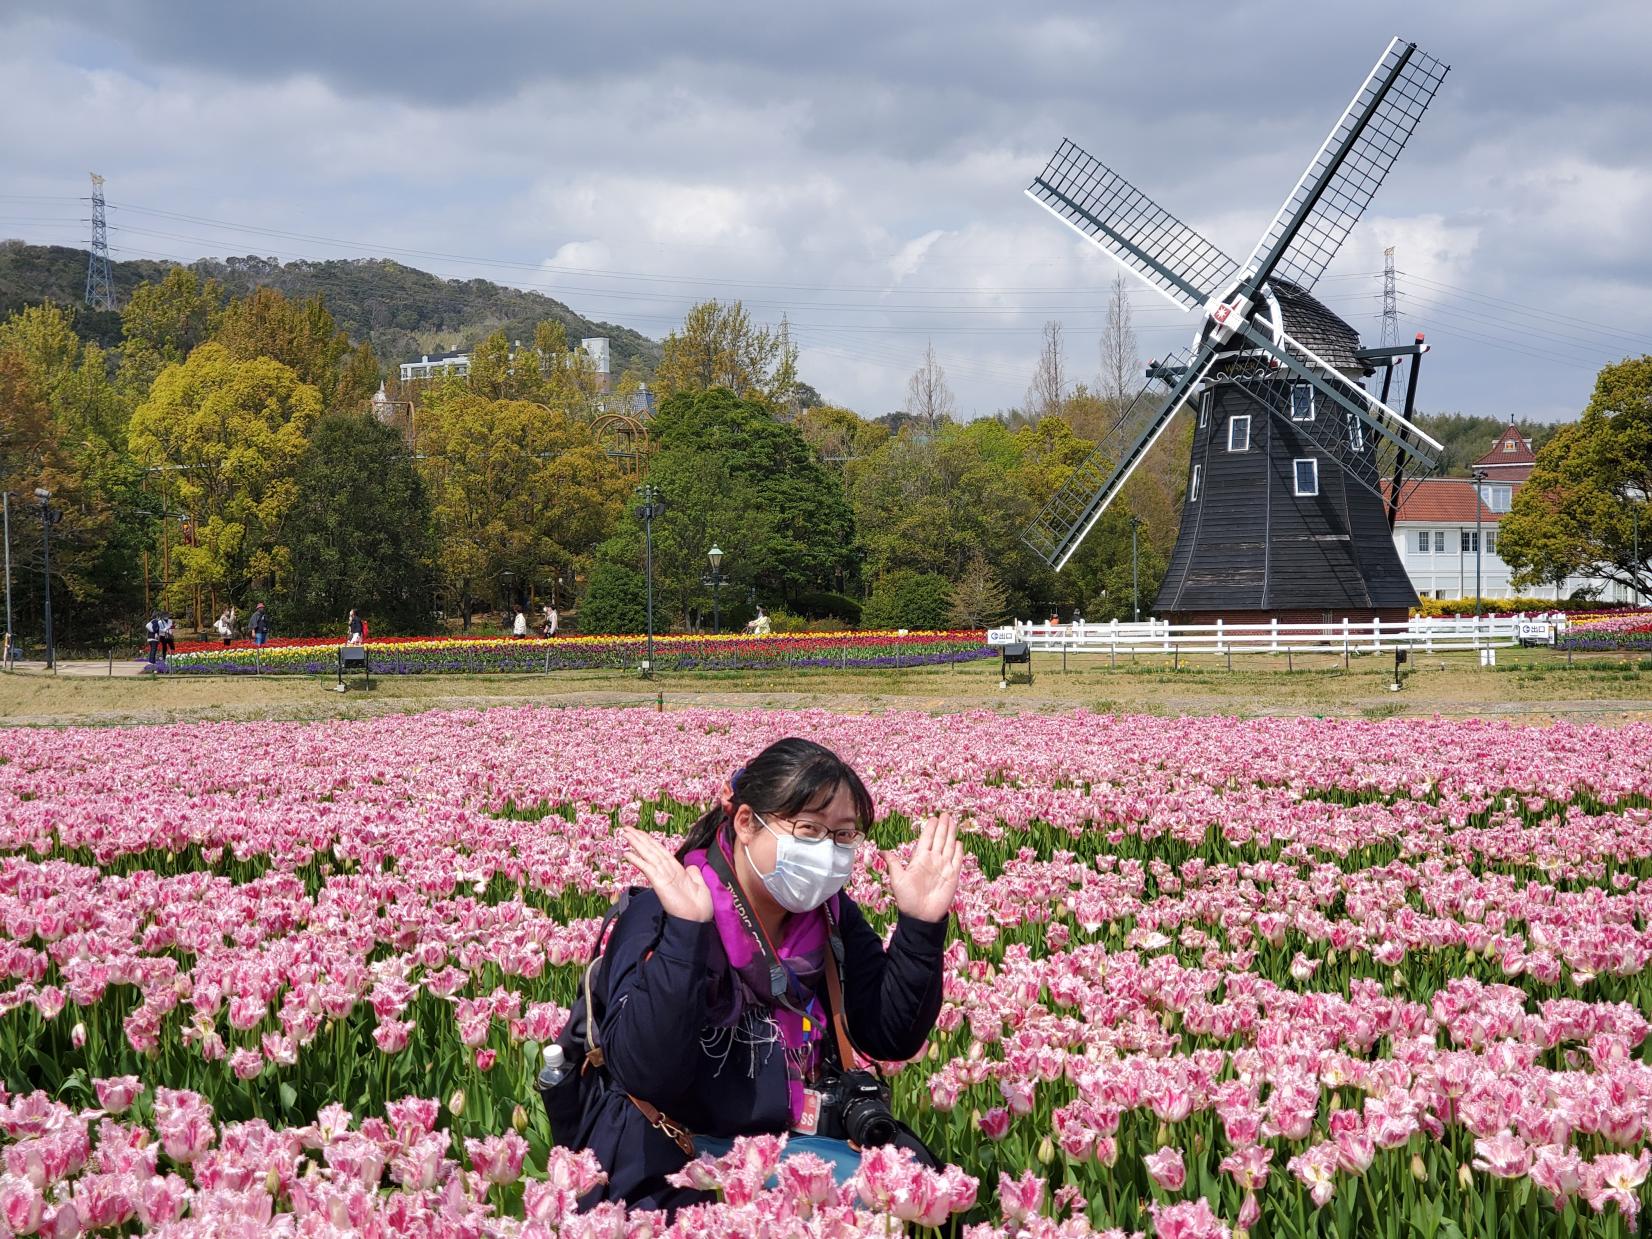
<box><xmin>977</xmin><ymin>1108</ymin><xmax>1011</xmax><ymax>1141</ymax></box>
<box><xmin>1144</xmin><ymin>1145</ymin><xmax>1187</xmax><ymax>1192</ymax></box>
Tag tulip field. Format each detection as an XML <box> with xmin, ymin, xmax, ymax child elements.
<box><xmin>161</xmin><ymin>630</ymin><xmax>995</xmax><ymax>676</ymax></box>
<box><xmin>4</xmin><ymin>706</ymin><xmax>1652</xmax><ymax>1237</ymax></box>
<box><xmin>1562</xmin><ymin>612</ymin><xmax>1652</xmax><ymax>653</ymax></box>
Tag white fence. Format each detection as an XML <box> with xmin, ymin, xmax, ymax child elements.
<box><xmin>987</xmin><ymin>615</ymin><xmax>1565</xmax><ymax>662</ymax></box>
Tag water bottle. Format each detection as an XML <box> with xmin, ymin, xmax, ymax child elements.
<box><xmin>537</xmin><ymin>1043</ymin><xmax>570</xmax><ymax>1091</ymax></box>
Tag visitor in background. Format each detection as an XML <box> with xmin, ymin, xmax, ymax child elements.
<box><xmin>215</xmin><ymin>607</ymin><xmax>235</xmax><ymax>648</ymax></box>
<box><xmin>348</xmin><ymin>608</ymin><xmax>366</xmax><ymax>645</ymax></box>
<box><xmin>744</xmin><ymin>606</ymin><xmax>771</xmax><ymax>637</ymax></box>
<box><xmin>251</xmin><ymin>603</ymin><xmax>269</xmax><ymax>647</ymax></box>
<box><xmin>543</xmin><ymin>604</ymin><xmax>559</xmax><ymax>638</ymax></box>
<box><xmin>513</xmin><ymin>607</ymin><xmax>529</xmax><ymax>639</ymax></box>
<box><xmin>160</xmin><ymin>611</ymin><xmax>177</xmax><ymax>659</ymax></box>
<box><xmin>145</xmin><ymin>611</ymin><xmax>164</xmax><ymax>664</ymax></box>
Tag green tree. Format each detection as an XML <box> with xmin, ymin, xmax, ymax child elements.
<box><xmin>465</xmin><ymin>323</ymin><xmax>608</xmax><ymax>416</ymax></box>
<box><xmin>213</xmin><ymin>286</ymin><xmax>379</xmax><ymax>411</ymax></box>
<box><xmin>947</xmin><ymin>553</ymin><xmax>1011</xmax><ymax>628</ymax></box>
<box><xmin>640</xmin><ymin>387</ymin><xmax>857</xmax><ymax>623</ymax></box>
<box><xmin>276</xmin><ymin>413</ymin><xmax>436</xmax><ymax>634</ymax></box>
<box><xmin>795</xmin><ymin>404</ymin><xmax>889</xmax><ymax>470</ymax></box>
<box><xmin>0</xmin><ymin>305</ymin><xmax>140</xmax><ymax>640</ymax></box>
<box><xmin>1500</xmin><ymin>356</ymin><xmax>1652</xmax><ymax>599</ymax></box>
<box><xmin>655</xmin><ymin>301</ymin><xmax>797</xmax><ymax>410</ymax></box>
<box><xmin>578</xmin><ymin>538</ymin><xmax>651</xmax><ymax>634</ymax></box>
<box><xmin>415</xmin><ymin>389</ymin><xmax>628</xmax><ymax>628</ymax></box>
<box><xmin>129</xmin><ymin>344</ymin><xmax>324</xmax><ymax>609</ymax></box>
<box><xmin>861</xmin><ymin>570</ymin><xmax>952</xmax><ymax>629</ymax></box>
<box><xmin>118</xmin><ymin>268</ymin><xmax>224</xmax><ymax>396</ymax></box>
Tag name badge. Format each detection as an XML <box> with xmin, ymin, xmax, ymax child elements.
<box><xmin>794</xmin><ymin>1089</ymin><xmax>822</xmax><ymax>1136</ymax></box>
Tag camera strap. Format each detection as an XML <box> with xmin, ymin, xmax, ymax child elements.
<box><xmin>819</xmin><ymin>901</ymin><xmax>861</xmax><ymax>1074</ymax></box>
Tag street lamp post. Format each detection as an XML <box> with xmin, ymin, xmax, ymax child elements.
<box><xmin>701</xmin><ymin>544</ymin><xmax>726</xmax><ymax>634</ymax></box>
<box><xmin>637</xmin><ymin>485</ymin><xmax>665</xmax><ymax>676</ymax></box>
<box><xmin>34</xmin><ymin>488</ymin><xmax>58</xmax><ymax>670</ymax></box>
<box><xmin>1129</xmin><ymin>515</ymin><xmax>1142</xmax><ymax>623</ymax></box>
<box><xmin>2</xmin><ymin>491</ymin><xmax>13</xmax><ymax>667</ymax></box>
<box><xmin>1471</xmin><ymin>468</ymin><xmax>1487</xmax><ymax>628</ymax></box>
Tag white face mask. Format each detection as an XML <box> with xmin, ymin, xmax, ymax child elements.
<box><xmin>746</xmin><ymin>811</ymin><xmax>856</xmax><ymax>913</ymax></box>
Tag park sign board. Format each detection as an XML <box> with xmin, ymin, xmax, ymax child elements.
<box><xmin>1517</xmin><ymin>620</ymin><xmax>1556</xmax><ymax>645</ymax></box>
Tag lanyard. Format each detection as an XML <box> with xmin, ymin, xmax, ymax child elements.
<box><xmin>706</xmin><ymin>840</ymin><xmax>799</xmax><ymax>1009</ymax></box>
<box><xmin>704</xmin><ymin>834</ymin><xmax>854</xmax><ymax>1067</ymax></box>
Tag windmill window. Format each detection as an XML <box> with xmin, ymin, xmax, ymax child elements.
<box><xmin>1189</xmin><ymin>465</ymin><xmax>1202</xmax><ymax>502</ymax></box>
<box><xmin>1290</xmin><ymin>383</ymin><xmax>1315</xmax><ymax>421</ymax></box>
<box><xmin>1345</xmin><ymin>413</ymin><xmax>1365</xmax><ymax>452</ymax></box>
<box><xmin>1198</xmin><ymin>394</ymin><xmax>1209</xmax><ymax>428</ymax></box>
<box><xmin>1293</xmin><ymin>458</ymin><xmax>1319</xmax><ymax>497</ymax></box>
<box><xmin>1227</xmin><ymin>415</ymin><xmax>1250</xmax><ymax>452</ymax></box>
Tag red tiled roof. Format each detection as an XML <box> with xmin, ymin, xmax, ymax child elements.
<box><xmin>1473</xmin><ymin>424</ymin><xmax>1536</xmax><ymax>469</ymax></box>
<box><xmin>1386</xmin><ymin>478</ymin><xmax>1502</xmax><ymax>524</ymax></box>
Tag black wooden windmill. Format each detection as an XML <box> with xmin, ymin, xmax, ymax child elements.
<box><xmin>1024</xmin><ymin>37</ymin><xmax>1450</xmax><ymax>623</ymax></box>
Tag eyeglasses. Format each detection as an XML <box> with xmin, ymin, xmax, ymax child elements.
<box><xmin>757</xmin><ymin>812</ymin><xmax>866</xmax><ymax>848</ymax></box>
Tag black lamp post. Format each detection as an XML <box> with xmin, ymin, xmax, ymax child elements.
<box><xmin>1129</xmin><ymin>515</ymin><xmax>1142</xmax><ymax>623</ymax></box>
<box><xmin>701</xmin><ymin>544</ymin><xmax>726</xmax><ymax>634</ymax></box>
<box><xmin>637</xmin><ymin>484</ymin><xmax>665</xmax><ymax>676</ymax></box>
<box><xmin>34</xmin><ymin>488</ymin><xmax>58</xmax><ymax>670</ymax></box>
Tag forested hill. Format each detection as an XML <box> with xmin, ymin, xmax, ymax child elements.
<box><xmin>0</xmin><ymin>240</ymin><xmax>661</xmax><ymax>375</ymax></box>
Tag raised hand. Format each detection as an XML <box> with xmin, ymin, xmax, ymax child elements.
<box><xmin>885</xmin><ymin>813</ymin><xmax>964</xmax><ymax>924</ymax></box>
<box><xmin>620</xmin><ymin>827</ymin><xmax>714</xmax><ymax>923</ymax></box>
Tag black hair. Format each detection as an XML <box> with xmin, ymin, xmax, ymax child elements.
<box><xmin>675</xmin><ymin>737</ymin><xmax>874</xmax><ymax>860</ymax></box>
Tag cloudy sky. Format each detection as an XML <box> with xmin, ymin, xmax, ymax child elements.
<box><xmin>3</xmin><ymin>1</ymin><xmax>1650</xmax><ymax>422</ymax></box>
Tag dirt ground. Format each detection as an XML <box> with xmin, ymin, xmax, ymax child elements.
<box><xmin>1</xmin><ymin>647</ymin><xmax>1648</xmax><ymax>729</ymax></box>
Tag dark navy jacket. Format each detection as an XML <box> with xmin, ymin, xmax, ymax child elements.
<box><xmin>575</xmin><ymin>887</ymin><xmax>948</xmax><ymax>1210</ymax></box>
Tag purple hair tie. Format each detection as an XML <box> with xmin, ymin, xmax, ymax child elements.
<box><xmin>730</xmin><ymin>765</ymin><xmax>747</xmax><ymax>792</ymax></box>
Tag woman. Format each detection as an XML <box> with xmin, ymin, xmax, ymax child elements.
<box><xmin>215</xmin><ymin>608</ymin><xmax>235</xmax><ymax>648</ymax></box>
<box><xmin>587</xmin><ymin>738</ymin><xmax>962</xmax><ymax>1210</ymax></box>
<box><xmin>347</xmin><ymin>609</ymin><xmax>366</xmax><ymax>645</ymax></box>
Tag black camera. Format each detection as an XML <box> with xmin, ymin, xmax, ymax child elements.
<box><xmin>815</xmin><ymin>1068</ymin><xmax>899</xmax><ymax>1148</ymax></box>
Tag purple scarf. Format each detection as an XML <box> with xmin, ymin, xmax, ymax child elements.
<box><xmin>684</xmin><ymin>834</ymin><xmax>835</xmax><ymax>1126</ymax></box>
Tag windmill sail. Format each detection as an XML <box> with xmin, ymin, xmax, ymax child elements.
<box><xmin>1023</xmin><ymin>348</ymin><xmax>1217</xmax><ymax>571</ymax></box>
<box><xmin>1242</xmin><ymin>38</ymin><xmax>1450</xmax><ymax>293</ymax></box>
<box><xmin>1026</xmin><ymin>141</ymin><xmax>1238</xmax><ymax>310</ymax></box>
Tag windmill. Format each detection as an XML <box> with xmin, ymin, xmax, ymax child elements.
<box><xmin>1024</xmin><ymin>37</ymin><xmax>1449</xmax><ymax>623</ymax></box>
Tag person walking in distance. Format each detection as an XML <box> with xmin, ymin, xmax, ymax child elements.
<box><xmin>251</xmin><ymin>602</ymin><xmax>269</xmax><ymax>648</ymax></box>
<box><xmin>347</xmin><ymin>608</ymin><xmax>366</xmax><ymax>646</ymax></box>
<box><xmin>145</xmin><ymin>611</ymin><xmax>163</xmax><ymax>665</ymax></box>
<box><xmin>542</xmin><ymin>604</ymin><xmax>559</xmax><ymax>638</ymax></box>
<box><xmin>215</xmin><ymin>607</ymin><xmax>235</xmax><ymax>648</ymax></box>
<box><xmin>513</xmin><ymin>607</ymin><xmax>528</xmax><ymax>639</ymax></box>
<box><xmin>160</xmin><ymin>611</ymin><xmax>177</xmax><ymax>660</ymax></box>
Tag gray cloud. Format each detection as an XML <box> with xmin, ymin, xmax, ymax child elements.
<box><xmin>2</xmin><ymin>0</ymin><xmax>1650</xmax><ymax>419</ymax></box>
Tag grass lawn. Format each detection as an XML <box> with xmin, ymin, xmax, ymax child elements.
<box><xmin>1</xmin><ymin>646</ymin><xmax>1649</xmax><ymax>728</ymax></box>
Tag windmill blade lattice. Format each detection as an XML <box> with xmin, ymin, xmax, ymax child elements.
<box><xmin>1023</xmin><ymin>348</ymin><xmax>1216</xmax><ymax>570</ymax></box>
<box><xmin>1243</xmin><ymin>38</ymin><xmax>1449</xmax><ymax>293</ymax></box>
<box><xmin>1027</xmin><ymin>141</ymin><xmax>1239</xmax><ymax>310</ymax></box>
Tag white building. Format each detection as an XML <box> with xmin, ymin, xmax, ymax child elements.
<box><xmin>397</xmin><ymin>336</ymin><xmax>615</xmax><ymax>388</ymax></box>
<box><xmin>1391</xmin><ymin>422</ymin><xmax>1637</xmax><ymax>603</ymax></box>
<box><xmin>398</xmin><ymin>349</ymin><xmax>471</xmax><ymax>383</ymax></box>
